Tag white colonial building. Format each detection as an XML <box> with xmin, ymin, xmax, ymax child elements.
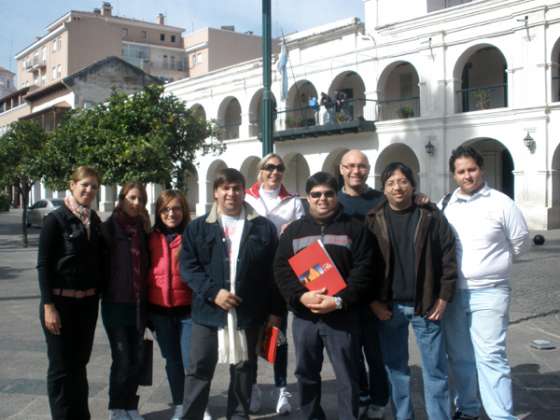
<box><xmin>165</xmin><ymin>0</ymin><xmax>560</xmax><ymax>230</ymax></box>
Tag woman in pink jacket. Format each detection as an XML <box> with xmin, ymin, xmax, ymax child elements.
<box><xmin>147</xmin><ymin>190</ymin><xmax>207</xmax><ymax>420</ymax></box>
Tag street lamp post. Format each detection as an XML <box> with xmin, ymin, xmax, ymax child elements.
<box><xmin>262</xmin><ymin>0</ymin><xmax>273</xmax><ymax>156</ymax></box>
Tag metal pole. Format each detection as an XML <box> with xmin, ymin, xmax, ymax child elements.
<box><xmin>262</xmin><ymin>0</ymin><xmax>273</xmax><ymax>156</ymax></box>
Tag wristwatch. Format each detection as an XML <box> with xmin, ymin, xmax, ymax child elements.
<box><xmin>334</xmin><ymin>296</ymin><xmax>343</xmax><ymax>310</ymax></box>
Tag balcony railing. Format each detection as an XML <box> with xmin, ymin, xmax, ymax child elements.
<box><xmin>459</xmin><ymin>84</ymin><xmax>507</xmax><ymax>112</ymax></box>
<box><xmin>277</xmin><ymin>98</ymin><xmax>368</xmax><ymax>129</ymax></box>
<box><xmin>377</xmin><ymin>97</ymin><xmax>420</xmax><ymax>121</ymax></box>
<box><xmin>217</xmin><ymin>123</ymin><xmax>240</xmax><ymax>141</ymax></box>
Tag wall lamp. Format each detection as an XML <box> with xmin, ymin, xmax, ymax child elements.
<box><xmin>523</xmin><ymin>132</ymin><xmax>535</xmax><ymax>153</ymax></box>
<box><xmin>425</xmin><ymin>140</ymin><xmax>435</xmax><ymax>156</ymax></box>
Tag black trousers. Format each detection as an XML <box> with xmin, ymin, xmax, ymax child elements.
<box><xmin>105</xmin><ymin>325</ymin><xmax>144</xmax><ymax>410</ymax></box>
<box><xmin>40</xmin><ymin>295</ymin><xmax>99</xmax><ymax>420</ymax></box>
<box><xmin>182</xmin><ymin>322</ymin><xmax>260</xmax><ymax>420</ymax></box>
<box><xmin>292</xmin><ymin>315</ymin><xmax>361</xmax><ymax>420</ymax></box>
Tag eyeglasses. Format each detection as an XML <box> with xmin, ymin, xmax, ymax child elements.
<box><xmin>160</xmin><ymin>206</ymin><xmax>183</xmax><ymax>214</ymax></box>
<box><xmin>385</xmin><ymin>179</ymin><xmax>411</xmax><ymax>189</ymax></box>
<box><xmin>262</xmin><ymin>163</ymin><xmax>285</xmax><ymax>172</ymax></box>
<box><xmin>341</xmin><ymin>163</ymin><xmax>369</xmax><ymax>171</ymax></box>
<box><xmin>309</xmin><ymin>190</ymin><xmax>336</xmax><ymax>199</ymax></box>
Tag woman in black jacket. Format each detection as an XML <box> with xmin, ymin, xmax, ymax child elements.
<box><xmin>100</xmin><ymin>182</ymin><xmax>150</xmax><ymax>420</ymax></box>
<box><xmin>37</xmin><ymin>166</ymin><xmax>103</xmax><ymax>420</ymax></box>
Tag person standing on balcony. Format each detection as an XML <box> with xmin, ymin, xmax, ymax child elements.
<box><xmin>441</xmin><ymin>146</ymin><xmax>529</xmax><ymax>420</ymax></box>
<box><xmin>245</xmin><ymin>153</ymin><xmax>305</xmax><ymax>415</ymax></box>
<box><xmin>320</xmin><ymin>92</ymin><xmax>335</xmax><ymax>125</ymax></box>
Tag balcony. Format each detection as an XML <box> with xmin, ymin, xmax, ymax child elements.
<box><xmin>377</xmin><ymin>97</ymin><xmax>420</xmax><ymax>121</ymax></box>
<box><xmin>458</xmin><ymin>84</ymin><xmax>507</xmax><ymax>112</ymax></box>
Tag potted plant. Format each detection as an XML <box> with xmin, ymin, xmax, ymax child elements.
<box><xmin>473</xmin><ymin>89</ymin><xmax>491</xmax><ymax>110</ymax></box>
<box><xmin>398</xmin><ymin>105</ymin><xmax>414</xmax><ymax>118</ymax></box>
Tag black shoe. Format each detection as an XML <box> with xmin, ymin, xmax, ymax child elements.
<box><xmin>452</xmin><ymin>411</ymin><xmax>479</xmax><ymax>420</ymax></box>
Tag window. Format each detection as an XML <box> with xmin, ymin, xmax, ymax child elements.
<box><xmin>163</xmin><ymin>55</ymin><xmax>168</xmax><ymax>69</ymax></box>
<box><xmin>57</xmin><ymin>37</ymin><xmax>62</xmax><ymax>51</ymax></box>
<box><xmin>160</xmin><ymin>33</ymin><xmax>165</xmax><ymax>41</ymax></box>
<box><xmin>196</xmin><ymin>52</ymin><xmax>203</xmax><ymax>64</ymax></box>
<box><xmin>41</xmin><ymin>74</ymin><xmax>47</xmax><ymax>86</ymax></box>
<box><xmin>170</xmin><ymin>56</ymin><xmax>175</xmax><ymax>70</ymax></box>
<box><xmin>171</xmin><ymin>35</ymin><xmax>176</xmax><ymax>43</ymax></box>
<box><xmin>141</xmin><ymin>30</ymin><xmax>147</xmax><ymax>40</ymax></box>
<box><xmin>191</xmin><ymin>53</ymin><xmax>197</xmax><ymax>67</ymax></box>
<box><xmin>56</xmin><ymin>64</ymin><xmax>62</xmax><ymax>79</ymax></box>
<box><xmin>121</xmin><ymin>28</ymin><xmax>128</xmax><ymax>38</ymax></box>
<box><xmin>52</xmin><ymin>66</ymin><xmax>57</xmax><ymax>80</ymax></box>
<box><xmin>52</xmin><ymin>39</ymin><xmax>57</xmax><ymax>52</ymax></box>
<box><xmin>41</xmin><ymin>47</ymin><xmax>47</xmax><ymax>62</ymax></box>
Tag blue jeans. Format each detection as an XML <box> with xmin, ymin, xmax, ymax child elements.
<box><xmin>149</xmin><ymin>312</ymin><xmax>192</xmax><ymax>405</ymax></box>
<box><xmin>444</xmin><ymin>286</ymin><xmax>515</xmax><ymax>420</ymax></box>
<box><xmin>378</xmin><ymin>304</ymin><xmax>449</xmax><ymax>420</ymax></box>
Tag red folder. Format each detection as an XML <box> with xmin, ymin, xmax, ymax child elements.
<box><xmin>288</xmin><ymin>239</ymin><xmax>346</xmax><ymax>296</ymax></box>
<box><xmin>259</xmin><ymin>325</ymin><xmax>280</xmax><ymax>364</ymax></box>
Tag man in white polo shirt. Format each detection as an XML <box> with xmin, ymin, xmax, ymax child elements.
<box><xmin>441</xmin><ymin>146</ymin><xmax>529</xmax><ymax>420</ymax></box>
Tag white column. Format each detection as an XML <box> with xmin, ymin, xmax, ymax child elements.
<box><xmin>146</xmin><ymin>183</ymin><xmax>163</xmax><ymax>215</ymax></box>
<box><xmin>99</xmin><ymin>185</ymin><xmax>115</xmax><ymax>213</ymax></box>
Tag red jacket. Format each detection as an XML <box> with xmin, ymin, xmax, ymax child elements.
<box><xmin>147</xmin><ymin>230</ymin><xmax>192</xmax><ymax>308</ymax></box>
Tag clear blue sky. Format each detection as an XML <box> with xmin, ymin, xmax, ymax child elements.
<box><xmin>0</xmin><ymin>0</ymin><xmax>364</xmax><ymax>73</ymax></box>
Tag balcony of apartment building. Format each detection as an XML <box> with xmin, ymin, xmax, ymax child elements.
<box><xmin>455</xmin><ymin>46</ymin><xmax>508</xmax><ymax>113</ymax></box>
<box><xmin>377</xmin><ymin>62</ymin><xmax>420</xmax><ymax>121</ymax></box>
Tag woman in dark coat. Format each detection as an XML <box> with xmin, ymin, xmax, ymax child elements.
<box><xmin>38</xmin><ymin>166</ymin><xmax>103</xmax><ymax>420</ymax></box>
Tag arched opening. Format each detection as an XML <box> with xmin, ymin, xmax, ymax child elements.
<box><xmin>377</xmin><ymin>61</ymin><xmax>420</xmax><ymax>121</ymax></box>
<box><xmin>249</xmin><ymin>89</ymin><xmax>277</xmax><ymax>137</ymax></box>
<box><xmin>322</xmin><ymin>148</ymin><xmax>349</xmax><ymax>188</ymax></box>
<box><xmin>190</xmin><ymin>104</ymin><xmax>206</xmax><ymax>123</ymax></box>
<box><xmin>284</xmin><ymin>153</ymin><xmax>310</xmax><ymax>196</ymax></box>
<box><xmin>205</xmin><ymin>160</ymin><xmax>227</xmax><ymax>203</ymax></box>
<box><xmin>551</xmin><ymin>38</ymin><xmax>560</xmax><ymax>102</ymax></box>
<box><xmin>374</xmin><ymin>144</ymin><xmax>420</xmax><ymax>191</ymax></box>
<box><xmin>285</xmin><ymin>80</ymin><xmax>318</xmax><ymax>128</ymax></box>
<box><xmin>217</xmin><ymin>97</ymin><xmax>241</xmax><ymax>140</ymax></box>
<box><xmin>454</xmin><ymin>45</ymin><xmax>508</xmax><ymax>112</ymax></box>
<box><xmin>182</xmin><ymin>164</ymin><xmax>199</xmax><ymax>216</ymax></box>
<box><xmin>327</xmin><ymin>71</ymin><xmax>366</xmax><ymax>122</ymax></box>
<box><xmin>461</xmin><ymin>138</ymin><xmax>514</xmax><ymax>198</ymax></box>
<box><xmin>240</xmin><ymin>156</ymin><xmax>260</xmax><ymax>187</ymax></box>
<box><xmin>552</xmin><ymin>144</ymin><xmax>560</xmax><ymax>207</ymax></box>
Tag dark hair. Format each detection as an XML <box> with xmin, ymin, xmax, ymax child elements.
<box><xmin>381</xmin><ymin>162</ymin><xmax>416</xmax><ymax>189</ymax></box>
<box><xmin>154</xmin><ymin>189</ymin><xmax>190</xmax><ymax>231</ymax></box>
<box><xmin>305</xmin><ymin>171</ymin><xmax>339</xmax><ymax>194</ymax></box>
<box><xmin>449</xmin><ymin>146</ymin><xmax>484</xmax><ymax>173</ymax></box>
<box><xmin>213</xmin><ymin>168</ymin><xmax>246</xmax><ymax>191</ymax></box>
<box><xmin>118</xmin><ymin>182</ymin><xmax>147</xmax><ymax>206</ymax></box>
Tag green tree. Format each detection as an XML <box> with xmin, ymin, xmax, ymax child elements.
<box><xmin>44</xmin><ymin>84</ymin><xmax>221</xmax><ymax>190</ymax></box>
<box><xmin>0</xmin><ymin>120</ymin><xmax>48</xmax><ymax>247</ymax></box>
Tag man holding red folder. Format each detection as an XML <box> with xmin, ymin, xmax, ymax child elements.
<box><xmin>274</xmin><ymin>172</ymin><xmax>382</xmax><ymax>420</ymax></box>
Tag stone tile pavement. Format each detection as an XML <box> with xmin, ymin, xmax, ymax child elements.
<box><xmin>0</xmin><ymin>209</ymin><xmax>559</xmax><ymax>419</ymax></box>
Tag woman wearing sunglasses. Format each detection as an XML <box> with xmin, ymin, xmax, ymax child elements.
<box><xmin>245</xmin><ymin>153</ymin><xmax>305</xmax><ymax>415</ymax></box>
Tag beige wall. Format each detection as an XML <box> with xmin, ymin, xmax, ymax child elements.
<box><xmin>207</xmin><ymin>29</ymin><xmax>263</xmax><ymax>72</ymax></box>
<box><xmin>119</xmin><ymin>23</ymin><xmax>183</xmax><ymax>48</ymax></box>
<box><xmin>0</xmin><ymin>103</ymin><xmax>31</xmax><ymax>131</ymax></box>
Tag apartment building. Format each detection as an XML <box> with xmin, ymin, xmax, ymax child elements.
<box><xmin>14</xmin><ymin>1</ymin><xmax>187</xmax><ymax>90</ymax></box>
<box><xmin>0</xmin><ymin>67</ymin><xmax>15</xmax><ymax>98</ymax></box>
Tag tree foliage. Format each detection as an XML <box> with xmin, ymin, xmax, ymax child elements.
<box><xmin>0</xmin><ymin>120</ymin><xmax>48</xmax><ymax>246</ymax></box>
<box><xmin>44</xmin><ymin>84</ymin><xmax>221</xmax><ymax>190</ymax></box>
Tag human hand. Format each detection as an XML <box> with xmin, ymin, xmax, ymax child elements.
<box><xmin>267</xmin><ymin>314</ymin><xmax>282</xmax><ymax>328</ymax></box>
<box><xmin>369</xmin><ymin>301</ymin><xmax>392</xmax><ymax>320</ymax></box>
<box><xmin>426</xmin><ymin>298</ymin><xmax>447</xmax><ymax>321</ymax></box>
<box><xmin>299</xmin><ymin>288</ymin><xmax>327</xmax><ymax>308</ymax></box>
<box><xmin>44</xmin><ymin>304</ymin><xmax>62</xmax><ymax>335</ymax></box>
<box><xmin>214</xmin><ymin>289</ymin><xmax>242</xmax><ymax>311</ymax></box>
<box><xmin>414</xmin><ymin>193</ymin><xmax>430</xmax><ymax>206</ymax></box>
<box><xmin>307</xmin><ymin>295</ymin><xmax>338</xmax><ymax>314</ymax></box>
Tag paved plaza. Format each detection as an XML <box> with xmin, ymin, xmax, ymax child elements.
<box><xmin>0</xmin><ymin>209</ymin><xmax>559</xmax><ymax>419</ymax></box>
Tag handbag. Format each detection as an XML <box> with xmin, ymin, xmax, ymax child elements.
<box><xmin>138</xmin><ymin>337</ymin><xmax>153</xmax><ymax>386</ymax></box>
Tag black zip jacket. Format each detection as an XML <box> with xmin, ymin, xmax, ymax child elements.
<box><xmin>37</xmin><ymin>205</ymin><xmax>102</xmax><ymax>304</ymax></box>
<box><xmin>274</xmin><ymin>205</ymin><xmax>382</xmax><ymax>323</ymax></box>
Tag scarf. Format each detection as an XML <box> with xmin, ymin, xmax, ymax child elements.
<box><xmin>64</xmin><ymin>195</ymin><xmax>91</xmax><ymax>237</ymax></box>
<box><xmin>115</xmin><ymin>210</ymin><xmax>143</xmax><ymax>301</ymax></box>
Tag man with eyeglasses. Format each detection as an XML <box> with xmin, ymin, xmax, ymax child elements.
<box><xmin>274</xmin><ymin>172</ymin><xmax>381</xmax><ymax>420</ymax></box>
<box><xmin>366</xmin><ymin>162</ymin><xmax>456</xmax><ymax>420</ymax></box>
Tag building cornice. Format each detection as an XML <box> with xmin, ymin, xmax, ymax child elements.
<box><xmin>15</xmin><ymin>25</ymin><xmax>66</xmax><ymax>59</ymax></box>
<box><xmin>122</xmin><ymin>40</ymin><xmax>185</xmax><ymax>52</ymax></box>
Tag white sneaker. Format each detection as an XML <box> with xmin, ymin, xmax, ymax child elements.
<box><xmin>275</xmin><ymin>386</ymin><xmax>292</xmax><ymax>414</ymax></box>
<box><xmin>171</xmin><ymin>404</ymin><xmax>183</xmax><ymax>420</ymax></box>
<box><xmin>249</xmin><ymin>384</ymin><xmax>262</xmax><ymax>413</ymax></box>
<box><xmin>126</xmin><ymin>409</ymin><xmax>144</xmax><ymax>420</ymax></box>
<box><xmin>366</xmin><ymin>404</ymin><xmax>385</xmax><ymax>419</ymax></box>
<box><xmin>109</xmin><ymin>409</ymin><xmax>129</xmax><ymax>420</ymax></box>
<box><xmin>203</xmin><ymin>409</ymin><xmax>213</xmax><ymax>420</ymax></box>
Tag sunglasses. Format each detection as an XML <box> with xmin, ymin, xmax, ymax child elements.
<box><xmin>262</xmin><ymin>164</ymin><xmax>285</xmax><ymax>172</ymax></box>
<box><xmin>309</xmin><ymin>190</ymin><xmax>336</xmax><ymax>199</ymax></box>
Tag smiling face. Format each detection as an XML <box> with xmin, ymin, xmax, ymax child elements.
<box><xmin>121</xmin><ymin>187</ymin><xmax>145</xmax><ymax>218</ymax></box>
<box><xmin>307</xmin><ymin>184</ymin><xmax>338</xmax><ymax>220</ymax></box>
<box><xmin>383</xmin><ymin>169</ymin><xmax>414</xmax><ymax>210</ymax></box>
<box><xmin>159</xmin><ymin>197</ymin><xmax>184</xmax><ymax>229</ymax></box>
<box><xmin>260</xmin><ymin>156</ymin><xmax>285</xmax><ymax>191</ymax></box>
<box><xmin>69</xmin><ymin>176</ymin><xmax>99</xmax><ymax>207</ymax></box>
<box><xmin>339</xmin><ymin>150</ymin><xmax>370</xmax><ymax>194</ymax></box>
<box><xmin>214</xmin><ymin>181</ymin><xmax>245</xmax><ymax>216</ymax></box>
<box><xmin>453</xmin><ymin>156</ymin><xmax>484</xmax><ymax>195</ymax></box>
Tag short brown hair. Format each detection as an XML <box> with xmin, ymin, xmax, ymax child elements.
<box><xmin>213</xmin><ymin>168</ymin><xmax>245</xmax><ymax>191</ymax></box>
<box><xmin>154</xmin><ymin>189</ymin><xmax>190</xmax><ymax>231</ymax></box>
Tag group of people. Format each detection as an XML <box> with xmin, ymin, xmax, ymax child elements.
<box><xmin>38</xmin><ymin>145</ymin><xmax>529</xmax><ymax>420</ymax></box>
